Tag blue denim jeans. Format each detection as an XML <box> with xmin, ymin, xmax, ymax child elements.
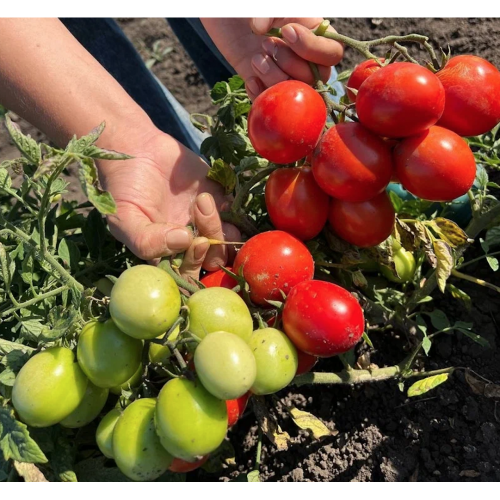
<box><xmin>60</xmin><ymin>18</ymin><xmax>343</xmax><ymax>154</ymax></box>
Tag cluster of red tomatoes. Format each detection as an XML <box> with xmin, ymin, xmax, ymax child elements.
<box><xmin>249</xmin><ymin>55</ymin><xmax>500</xmax><ymax>248</ymax></box>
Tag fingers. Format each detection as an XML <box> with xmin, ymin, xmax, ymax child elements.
<box><xmin>250</xmin><ymin>18</ymin><xmax>276</xmax><ymax>35</ymax></box>
<box><xmin>193</xmin><ymin>193</ymin><xmax>227</xmax><ymax>271</ymax></box>
<box><xmin>179</xmin><ymin>237</ymin><xmax>210</xmax><ymax>282</ymax></box>
<box><xmin>246</xmin><ymin>76</ymin><xmax>265</xmax><ymax>101</ymax></box>
<box><xmin>251</xmin><ymin>52</ymin><xmax>290</xmax><ymax>88</ymax></box>
<box><xmin>280</xmin><ymin>23</ymin><xmax>344</xmax><ymax>67</ymax></box>
<box><xmin>261</xmin><ymin>37</ymin><xmax>331</xmax><ymax>85</ymax></box>
<box><xmin>222</xmin><ymin>222</ymin><xmax>242</xmax><ymax>265</ymax></box>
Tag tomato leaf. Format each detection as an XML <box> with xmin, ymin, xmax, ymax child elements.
<box><xmin>446</xmin><ymin>283</ymin><xmax>472</xmax><ymax>311</ymax></box>
<box><xmin>247</xmin><ymin>470</ymin><xmax>260</xmax><ymax>482</ymax></box>
<box><xmin>453</xmin><ymin>322</ymin><xmax>490</xmax><ymax>348</ymax></box>
<box><xmin>51</xmin><ymin>432</ymin><xmax>77</xmax><ymax>482</ymax></box>
<box><xmin>5</xmin><ymin>115</ymin><xmax>41</xmax><ymax>166</ymax></box>
<box><xmin>362</xmin><ymin>331</ymin><xmax>374</xmax><ymax>348</ymax></box>
<box><xmin>288</xmin><ymin>407</ymin><xmax>335</xmax><ymax>440</ymax></box>
<box><xmin>0</xmin><ymin>168</ymin><xmax>13</xmax><ymax>191</ymax></box>
<box><xmin>236</xmin><ymin>156</ymin><xmax>269</xmax><ymax>173</ymax></box>
<box><xmin>486</xmin><ymin>255</ymin><xmax>499</xmax><ymax>271</ymax></box>
<box><xmin>425</xmin><ymin>309</ymin><xmax>450</xmax><ymax>331</ymax></box>
<box><xmin>351</xmin><ymin>270</ymin><xmax>367</xmax><ymax>288</ymax></box>
<box><xmin>13</xmin><ymin>461</ymin><xmax>48</xmax><ymax>482</ymax></box>
<box><xmin>67</xmin><ymin>122</ymin><xmax>105</xmax><ymax>154</ymax></box>
<box><xmin>431</xmin><ymin>218</ymin><xmax>471</xmax><ymax>247</ymax></box>
<box><xmin>407</xmin><ymin>373</ymin><xmax>450</xmax><ymax>397</ymax></box>
<box><xmin>433</xmin><ymin>240</ymin><xmax>453</xmax><ymax>292</ymax></box>
<box><xmin>58</xmin><ymin>239</ymin><xmax>81</xmax><ymax>272</ymax></box>
<box><xmin>81</xmin><ymin>145</ymin><xmax>132</xmax><ymax>161</ymax></box>
<box><xmin>206</xmin><ymin>159</ymin><xmax>236</xmax><ymax>195</ymax></box>
<box><xmin>0</xmin><ymin>406</ymin><xmax>48</xmax><ymax>464</ymax></box>
<box><xmin>485</xmin><ymin>226</ymin><xmax>500</xmax><ymax>249</ymax></box>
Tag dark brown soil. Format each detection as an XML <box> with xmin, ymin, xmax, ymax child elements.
<box><xmin>1</xmin><ymin>18</ymin><xmax>500</xmax><ymax>482</ymax></box>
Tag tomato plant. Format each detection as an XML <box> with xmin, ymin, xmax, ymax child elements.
<box><xmin>233</xmin><ymin>230</ymin><xmax>314</xmax><ymax>306</ymax></box>
<box><xmin>328</xmin><ymin>191</ymin><xmax>396</xmax><ymax>248</ymax></box>
<box><xmin>394</xmin><ymin>126</ymin><xmax>476</xmax><ymax>201</ymax></box>
<box><xmin>265</xmin><ymin>166</ymin><xmax>330</xmax><ymax>241</ymax></box>
<box><xmin>283</xmin><ymin>281</ymin><xmax>365</xmax><ymax>357</ymax></box>
<box><xmin>248</xmin><ymin>80</ymin><xmax>327</xmax><ymax>164</ymax></box>
<box><xmin>356</xmin><ymin>62</ymin><xmax>445</xmax><ymax>138</ymax></box>
<box><xmin>312</xmin><ymin>122</ymin><xmax>393</xmax><ymax>202</ymax></box>
<box><xmin>380</xmin><ymin>240</ymin><xmax>417</xmax><ymax>284</ymax></box>
<box><xmin>194</xmin><ymin>331</ymin><xmax>256</xmax><ymax>400</ymax></box>
<box><xmin>346</xmin><ymin>58</ymin><xmax>384</xmax><ymax>102</ymax></box>
<box><xmin>437</xmin><ymin>55</ymin><xmax>500</xmax><ymax>136</ymax></box>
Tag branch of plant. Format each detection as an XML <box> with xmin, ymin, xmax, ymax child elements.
<box><xmin>451</xmin><ymin>268</ymin><xmax>500</xmax><ymax>294</ymax></box>
<box><xmin>157</xmin><ymin>258</ymin><xmax>199</xmax><ymax>295</ymax></box>
<box><xmin>457</xmin><ymin>250</ymin><xmax>500</xmax><ymax>270</ymax></box>
<box><xmin>232</xmin><ymin>165</ymin><xmax>278</xmax><ymax>212</ymax></box>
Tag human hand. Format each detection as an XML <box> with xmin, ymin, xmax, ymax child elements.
<box><xmin>201</xmin><ymin>18</ymin><xmax>343</xmax><ymax>100</ymax></box>
<box><xmin>97</xmin><ymin>128</ymin><xmax>240</xmax><ymax>271</ymax></box>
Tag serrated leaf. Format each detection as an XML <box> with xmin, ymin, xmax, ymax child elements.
<box><xmin>236</xmin><ymin>156</ymin><xmax>269</xmax><ymax>173</ymax></box>
<box><xmin>234</xmin><ymin>101</ymin><xmax>251</xmax><ymax>118</ymax></box>
<box><xmin>288</xmin><ymin>407</ymin><xmax>334</xmax><ymax>440</ymax></box>
<box><xmin>5</xmin><ymin>116</ymin><xmax>41</xmax><ymax>165</ymax></box>
<box><xmin>17</xmin><ymin>318</ymin><xmax>44</xmax><ymax>343</ymax></box>
<box><xmin>446</xmin><ymin>283</ymin><xmax>472</xmax><ymax>310</ymax></box>
<box><xmin>39</xmin><ymin>306</ymin><xmax>79</xmax><ymax>342</ymax></box>
<box><xmin>207</xmin><ymin>159</ymin><xmax>236</xmax><ymax>195</ymax></box>
<box><xmin>67</xmin><ymin>122</ymin><xmax>105</xmax><ymax>154</ymax></box>
<box><xmin>455</xmin><ymin>328</ymin><xmax>490</xmax><ymax>348</ymax></box>
<box><xmin>422</xmin><ymin>336</ymin><xmax>432</xmax><ymax>356</ymax></box>
<box><xmin>58</xmin><ymin>239</ymin><xmax>81</xmax><ymax>272</ymax></box>
<box><xmin>77</xmin><ymin>157</ymin><xmax>116</xmax><ymax>215</ymax></box>
<box><xmin>82</xmin><ymin>145</ymin><xmax>132</xmax><ymax>161</ymax></box>
<box><xmin>336</xmin><ymin>69</ymin><xmax>353</xmax><ymax>81</ymax></box>
<box><xmin>407</xmin><ymin>373</ymin><xmax>449</xmax><ymax>397</ymax></box>
<box><xmin>210</xmin><ymin>81</ymin><xmax>230</xmax><ymax>102</ymax></box>
<box><xmin>228</xmin><ymin>75</ymin><xmax>245</xmax><ymax>92</ymax></box>
<box><xmin>0</xmin><ymin>407</ymin><xmax>48</xmax><ymax>464</ymax></box>
<box><xmin>486</xmin><ymin>256</ymin><xmax>499</xmax><ymax>271</ymax></box>
<box><xmin>0</xmin><ymin>368</ymin><xmax>16</xmax><ymax>387</ymax></box>
<box><xmin>485</xmin><ymin>226</ymin><xmax>500</xmax><ymax>249</ymax></box>
<box><xmin>0</xmin><ymin>169</ymin><xmax>12</xmax><ymax>191</ymax></box>
<box><xmin>201</xmin><ymin>131</ymin><xmax>248</xmax><ymax>165</ymax></box>
<box><xmin>13</xmin><ymin>461</ymin><xmax>48</xmax><ymax>482</ymax></box>
<box><xmin>247</xmin><ymin>470</ymin><xmax>260</xmax><ymax>482</ymax></box>
<box><xmin>433</xmin><ymin>240</ymin><xmax>453</xmax><ymax>292</ymax></box>
<box><xmin>431</xmin><ymin>218</ymin><xmax>470</xmax><ymax>247</ymax></box>
<box><xmin>351</xmin><ymin>270</ymin><xmax>367</xmax><ymax>288</ymax></box>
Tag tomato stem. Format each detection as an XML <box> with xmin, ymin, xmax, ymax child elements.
<box><xmin>451</xmin><ymin>268</ymin><xmax>500</xmax><ymax>294</ymax></box>
<box><xmin>158</xmin><ymin>258</ymin><xmax>199</xmax><ymax>295</ymax></box>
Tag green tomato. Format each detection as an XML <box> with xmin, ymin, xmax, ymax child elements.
<box><xmin>187</xmin><ymin>287</ymin><xmax>253</xmax><ymax>343</ymax></box>
<box><xmin>113</xmin><ymin>398</ymin><xmax>173</xmax><ymax>481</ymax></box>
<box><xmin>60</xmin><ymin>381</ymin><xmax>108</xmax><ymax>428</ymax></box>
<box><xmin>77</xmin><ymin>319</ymin><xmax>143</xmax><ymax>389</ymax></box>
<box><xmin>148</xmin><ymin>325</ymin><xmax>180</xmax><ymax>365</ymax></box>
<box><xmin>380</xmin><ymin>248</ymin><xmax>416</xmax><ymax>284</ymax></box>
<box><xmin>94</xmin><ymin>277</ymin><xmax>114</xmax><ymax>297</ymax></box>
<box><xmin>109</xmin><ymin>364</ymin><xmax>143</xmax><ymax>396</ymax></box>
<box><xmin>155</xmin><ymin>378</ymin><xmax>227</xmax><ymax>461</ymax></box>
<box><xmin>110</xmin><ymin>265</ymin><xmax>181</xmax><ymax>340</ymax></box>
<box><xmin>248</xmin><ymin>328</ymin><xmax>298</xmax><ymax>395</ymax></box>
<box><xmin>12</xmin><ymin>347</ymin><xmax>88</xmax><ymax>428</ymax></box>
<box><xmin>96</xmin><ymin>408</ymin><xmax>122</xmax><ymax>459</ymax></box>
<box><xmin>194</xmin><ymin>331</ymin><xmax>256</xmax><ymax>400</ymax></box>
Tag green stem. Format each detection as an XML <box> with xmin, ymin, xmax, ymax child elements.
<box><xmin>157</xmin><ymin>258</ymin><xmax>199</xmax><ymax>295</ymax></box>
<box><xmin>255</xmin><ymin>428</ymin><xmax>263</xmax><ymax>470</ymax></box>
<box><xmin>0</xmin><ymin>285</ymin><xmax>68</xmax><ymax>318</ymax></box>
<box><xmin>0</xmin><ymin>186</ymin><xmax>37</xmax><ymax>216</ymax></box>
<box><xmin>232</xmin><ymin>166</ymin><xmax>278</xmax><ymax>212</ymax></box>
<box><xmin>451</xmin><ymin>268</ymin><xmax>500</xmax><ymax>294</ymax></box>
<box><xmin>220</xmin><ymin>210</ymin><xmax>259</xmax><ymax>236</ymax></box>
<box><xmin>457</xmin><ymin>250</ymin><xmax>500</xmax><ymax>270</ymax></box>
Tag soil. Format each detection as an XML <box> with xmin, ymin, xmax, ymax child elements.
<box><xmin>1</xmin><ymin>18</ymin><xmax>500</xmax><ymax>482</ymax></box>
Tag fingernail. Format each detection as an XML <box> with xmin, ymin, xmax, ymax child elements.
<box><xmin>252</xmin><ymin>18</ymin><xmax>270</xmax><ymax>33</ymax></box>
<box><xmin>262</xmin><ymin>38</ymin><xmax>276</xmax><ymax>58</ymax></box>
<box><xmin>246</xmin><ymin>77</ymin><xmax>261</xmax><ymax>96</ymax></box>
<box><xmin>194</xmin><ymin>240</ymin><xmax>210</xmax><ymax>260</ymax></box>
<box><xmin>196</xmin><ymin>193</ymin><xmax>215</xmax><ymax>216</ymax></box>
<box><xmin>252</xmin><ymin>54</ymin><xmax>270</xmax><ymax>75</ymax></box>
<box><xmin>282</xmin><ymin>25</ymin><xmax>298</xmax><ymax>44</ymax></box>
<box><xmin>166</xmin><ymin>228</ymin><xmax>191</xmax><ymax>251</ymax></box>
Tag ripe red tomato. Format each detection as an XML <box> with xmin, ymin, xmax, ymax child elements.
<box><xmin>295</xmin><ymin>349</ymin><xmax>318</xmax><ymax>375</ymax></box>
<box><xmin>169</xmin><ymin>455</ymin><xmax>209</xmax><ymax>473</ymax></box>
<box><xmin>283</xmin><ymin>280</ymin><xmax>364</xmax><ymax>357</ymax></box>
<box><xmin>265</xmin><ymin>166</ymin><xmax>330</xmax><ymax>241</ymax></box>
<box><xmin>226</xmin><ymin>392</ymin><xmax>251</xmax><ymax>428</ymax></box>
<box><xmin>437</xmin><ymin>55</ymin><xmax>500</xmax><ymax>136</ymax></box>
<box><xmin>200</xmin><ymin>267</ymin><xmax>237</xmax><ymax>289</ymax></box>
<box><xmin>356</xmin><ymin>62</ymin><xmax>445</xmax><ymax>138</ymax></box>
<box><xmin>394</xmin><ymin>125</ymin><xmax>476</xmax><ymax>201</ymax></box>
<box><xmin>346</xmin><ymin>58</ymin><xmax>384</xmax><ymax>103</ymax></box>
<box><xmin>328</xmin><ymin>192</ymin><xmax>395</xmax><ymax>248</ymax></box>
<box><xmin>248</xmin><ymin>80</ymin><xmax>327</xmax><ymax>164</ymax></box>
<box><xmin>233</xmin><ymin>230</ymin><xmax>314</xmax><ymax>307</ymax></box>
<box><xmin>312</xmin><ymin>122</ymin><xmax>393</xmax><ymax>202</ymax></box>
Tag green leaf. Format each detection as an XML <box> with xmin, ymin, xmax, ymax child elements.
<box><xmin>485</xmin><ymin>226</ymin><xmax>500</xmax><ymax>249</ymax></box>
<box><xmin>17</xmin><ymin>318</ymin><xmax>44</xmax><ymax>343</ymax></box>
<box><xmin>0</xmin><ymin>169</ymin><xmax>12</xmax><ymax>191</ymax></box>
<box><xmin>425</xmin><ymin>309</ymin><xmax>450</xmax><ymax>331</ymax></box>
<box><xmin>407</xmin><ymin>373</ymin><xmax>450</xmax><ymax>397</ymax></box>
<box><xmin>39</xmin><ymin>306</ymin><xmax>79</xmax><ymax>342</ymax></box>
<box><xmin>487</xmin><ymin>256</ymin><xmax>499</xmax><ymax>271</ymax></box>
<box><xmin>336</xmin><ymin>69</ymin><xmax>353</xmax><ymax>81</ymax></box>
<box><xmin>5</xmin><ymin>116</ymin><xmax>41</xmax><ymax>165</ymax></box>
<box><xmin>431</xmin><ymin>218</ymin><xmax>470</xmax><ymax>247</ymax></box>
<box><xmin>234</xmin><ymin>101</ymin><xmax>251</xmax><ymax>118</ymax></box>
<box><xmin>207</xmin><ymin>159</ymin><xmax>237</xmax><ymax>195</ymax></box>
<box><xmin>77</xmin><ymin>157</ymin><xmax>117</xmax><ymax>215</ymax></box>
<box><xmin>422</xmin><ymin>336</ymin><xmax>432</xmax><ymax>356</ymax></box>
<box><xmin>210</xmin><ymin>81</ymin><xmax>230</xmax><ymax>102</ymax></box>
<box><xmin>82</xmin><ymin>209</ymin><xmax>108</xmax><ymax>259</ymax></box>
<box><xmin>201</xmin><ymin>131</ymin><xmax>248</xmax><ymax>165</ymax></box>
<box><xmin>236</xmin><ymin>156</ymin><xmax>269</xmax><ymax>173</ymax></box>
<box><xmin>51</xmin><ymin>432</ymin><xmax>77</xmax><ymax>482</ymax></box>
<box><xmin>453</xmin><ymin>322</ymin><xmax>490</xmax><ymax>348</ymax></box>
<box><xmin>388</xmin><ymin>191</ymin><xmax>404</xmax><ymax>213</ymax></box>
<box><xmin>433</xmin><ymin>240</ymin><xmax>453</xmax><ymax>292</ymax></box>
<box><xmin>247</xmin><ymin>470</ymin><xmax>260</xmax><ymax>482</ymax></box>
<box><xmin>228</xmin><ymin>75</ymin><xmax>245</xmax><ymax>92</ymax></box>
<box><xmin>0</xmin><ymin>368</ymin><xmax>16</xmax><ymax>387</ymax></box>
<box><xmin>288</xmin><ymin>407</ymin><xmax>333</xmax><ymax>440</ymax></box>
<box><xmin>0</xmin><ymin>406</ymin><xmax>48</xmax><ymax>464</ymax></box>
<box><xmin>58</xmin><ymin>239</ymin><xmax>81</xmax><ymax>272</ymax></box>
<box><xmin>67</xmin><ymin>122</ymin><xmax>105</xmax><ymax>154</ymax></box>
<box><xmin>81</xmin><ymin>145</ymin><xmax>132</xmax><ymax>161</ymax></box>
<box><xmin>362</xmin><ymin>331</ymin><xmax>374</xmax><ymax>348</ymax></box>
<box><xmin>446</xmin><ymin>283</ymin><xmax>472</xmax><ymax>310</ymax></box>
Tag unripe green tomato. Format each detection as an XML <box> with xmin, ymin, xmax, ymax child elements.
<box><xmin>110</xmin><ymin>265</ymin><xmax>181</xmax><ymax>340</ymax></box>
<box><xmin>155</xmin><ymin>378</ymin><xmax>227</xmax><ymax>461</ymax></box>
<box><xmin>77</xmin><ymin>319</ymin><xmax>143</xmax><ymax>389</ymax></box>
<box><xmin>94</xmin><ymin>277</ymin><xmax>114</xmax><ymax>297</ymax></box>
<box><xmin>194</xmin><ymin>331</ymin><xmax>257</xmax><ymax>400</ymax></box>
<box><xmin>96</xmin><ymin>408</ymin><xmax>122</xmax><ymax>459</ymax></box>
<box><xmin>380</xmin><ymin>248</ymin><xmax>416</xmax><ymax>284</ymax></box>
<box><xmin>148</xmin><ymin>326</ymin><xmax>180</xmax><ymax>365</ymax></box>
<box><xmin>109</xmin><ymin>364</ymin><xmax>143</xmax><ymax>396</ymax></box>
<box><xmin>187</xmin><ymin>287</ymin><xmax>253</xmax><ymax>343</ymax></box>
<box><xmin>113</xmin><ymin>398</ymin><xmax>173</xmax><ymax>481</ymax></box>
<box><xmin>60</xmin><ymin>381</ymin><xmax>109</xmax><ymax>428</ymax></box>
<box><xmin>248</xmin><ymin>328</ymin><xmax>298</xmax><ymax>395</ymax></box>
<box><xmin>12</xmin><ymin>347</ymin><xmax>88</xmax><ymax>427</ymax></box>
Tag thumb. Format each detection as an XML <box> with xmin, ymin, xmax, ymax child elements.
<box><xmin>250</xmin><ymin>18</ymin><xmax>275</xmax><ymax>35</ymax></box>
<box><xmin>107</xmin><ymin>204</ymin><xmax>193</xmax><ymax>261</ymax></box>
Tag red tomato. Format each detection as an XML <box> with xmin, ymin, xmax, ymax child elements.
<box><xmin>233</xmin><ymin>231</ymin><xmax>314</xmax><ymax>307</ymax></box>
<box><xmin>248</xmin><ymin>80</ymin><xmax>327</xmax><ymax>164</ymax></box>
<box><xmin>169</xmin><ymin>455</ymin><xmax>209</xmax><ymax>473</ymax></box>
<box><xmin>295</xmin><ymin>349</ymin><xmax>318</xmax><ymax>375</ymax></box>
<box><xmin>346</xmin><ymin>58</ymin><xmax>384</xmax><ymax>103</ymax></box>
<box><xmin>200</xmin><ymin>267</ymin><xmax>237</xmax><ymax>289</ymax></box>
<box><xmin>394</xmin><ymin>125</ymin><xmax>476</xmax><ymax>202</ymax></box>
<box><xmin>312</xmin><ymin>122</ymin><xmax>393</xmax><ymax>202</ymax></box>
<box><xmin>437</xmin><ymin>55</ymin><xmax>500</xmax><ymax>136</ymax></box>
<box><xmin>265</xmin><ymin>166</ymin><xmax>330</xmax><ymax>241</ymax></box>
<box><xmin>283</xmin><ymin>280</ymin><xmax>364</xmax><ymax>357</ymax></box>
<box><xmin>328</xmin><ymin>192</ymin><xmax>395</xmax><ymax>248</ymax></box>
<box><xmin>356</xmin><ymin>62</ymin><xmax>445</xmax><ymax>138</ymax></box>
<box><xmin>226</xmin><ymin>392</ymin><xmax>251</xmax><ymax>428</ymax></box>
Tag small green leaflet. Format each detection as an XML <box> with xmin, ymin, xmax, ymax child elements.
<box><xmin>288</xmin><ymin>407</ymin><xmax>334</xmax><ymax>440</ymax></box>
<box><xmin>207</xmin><ymin>159</ymin><xmax>237</xmax><ymax>195</ymax></box>
<box><xmin>5</xmin><ymin>115</ymin><xmax>41</xmax><ymax>165</ymax></box>
<box><xmin>247</xmin><ymin>470</ymin><xmax>260</xmax><ymax>482</ymax></box>
<box><xmin>58</xmin><ymin>239</ymin><xmax>81</xmax><ymax>272</ymax></box>
<box><xmin>407</xmin><ymin>373</ymin><xmax>450</xmax><ymax>397</ymax></box>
